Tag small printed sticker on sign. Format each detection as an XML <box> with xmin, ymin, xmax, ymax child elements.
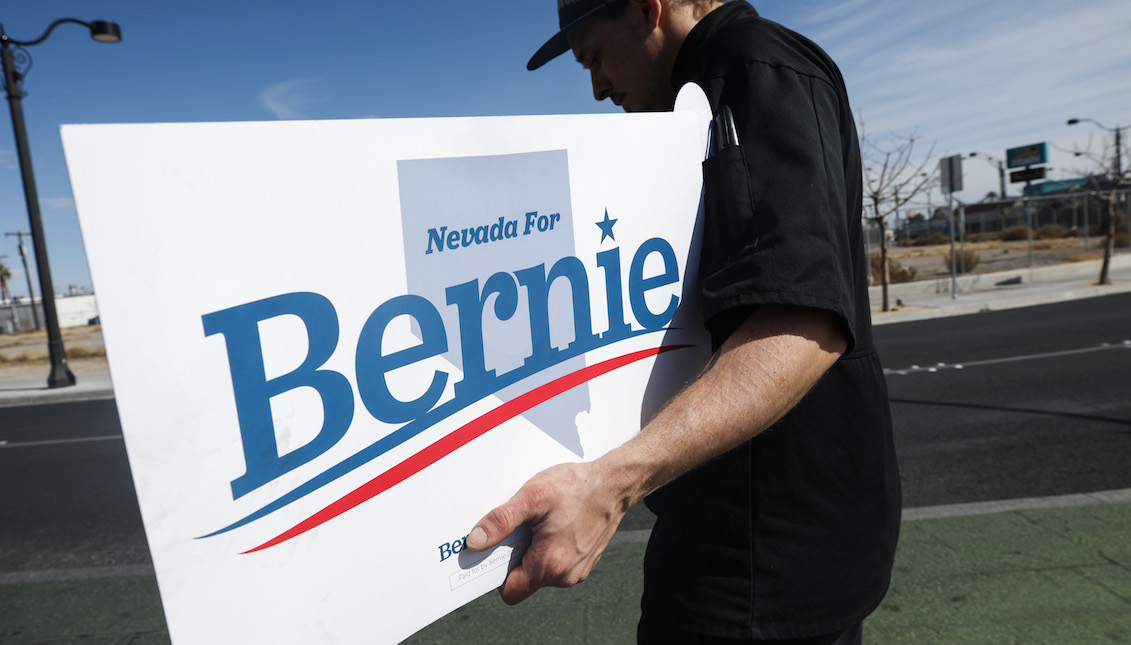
<box><xmin>451</xmin><ymin>526</ymin><xmax>531</xmax><ymax>591</ymax></box>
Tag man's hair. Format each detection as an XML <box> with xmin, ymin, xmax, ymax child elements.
<box><xmin>670</xmin><ymin>0</ymin><xmax>719</xmax><ymax>19</ymax></box>
<box><xmin>601</xmin><ymin>0</ymin><xmax>717</xmax><ymax>21</ymax></box>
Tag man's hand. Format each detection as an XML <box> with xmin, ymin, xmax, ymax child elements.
<box><xmin>467</xmin><ymin>306</ymin><xmax>845</xmax><ymax>605</ymax></box>
<box><xmin>465</xmin><ymin>459</ymin><xmax>632</xmax><ymax>605</ymax></box>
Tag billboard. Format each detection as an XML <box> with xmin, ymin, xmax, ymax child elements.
<box><xmin>1006</xmin><ymin>142</ymin><xmax>1048</xmax><ymax>169</ymax></box>
<box><xmin>1010</xmin><ymin>166</ymin><xmax>1048</xmax><ymax>184</ymax></box>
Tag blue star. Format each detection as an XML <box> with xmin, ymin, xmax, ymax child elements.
<box><xmin>596</xmin><ymin>209</ymin><xmax>617</xmax><ymax>243</ymax></box>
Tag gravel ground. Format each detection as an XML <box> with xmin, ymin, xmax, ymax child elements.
<box><xmin>0</xmin><ymin>325</ymin><xmax>108</xmax><ymax>380</ymax></box>
<box><xmin>880</xmin><ymin>239</ymin><xmax>1125</xmax><ymax>281</ymax></box>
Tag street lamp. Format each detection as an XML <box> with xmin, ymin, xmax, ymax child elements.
<box><xmin>1067</xmin><ymin>118</ymin><xmax>1127</xmax><ymax>176</ymax></box>
<box><xmin>968</xmin><ymin>152</ymin><xmax>1008</xmax><ymax>199</ymax></box>
<box><xmin>0</xmin><ymin>18</ymin><xmax>122</xmax><ymax>388</ymax></box>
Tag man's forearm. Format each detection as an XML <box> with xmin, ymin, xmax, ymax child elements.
<box><xmin>466</xmin><ymin>304</ymin><xmax>847</xmax><ymax>604</ymax></box>
<box><xmin>598</xmin><ymin>305</ymin><xmax>848</xmax><ymax>509</ymax></box>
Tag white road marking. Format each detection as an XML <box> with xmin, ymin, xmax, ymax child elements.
<box><xmin>885</xmin><ymin>341</ymin><xmax>1131</xmax><ymax>376</ymax></box>
<box><xmin>0</xmin><ymin>435</ymin><xmax>123</xmax><ymax>449</ymax></box>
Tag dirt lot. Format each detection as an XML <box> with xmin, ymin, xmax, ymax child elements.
<box><xmin>880</xmin><ymin>238</ymin><xmax>1125</xmax><ymax>281</ymax></box>
<box><xmin>0</xmin><ymin>324</ymin><xmax>108</xmax><ymax>380</ymax></box>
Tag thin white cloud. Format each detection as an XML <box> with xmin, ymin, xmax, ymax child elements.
<box><xmin>40</xmin><ymin>197</ymin><xmax>75</xmax><ymax>210</ymax></box>
<box><xmin>786</xmin><ymin>0</ymin><xmax>1131</xmax><ymax>202</ymax></box>
<box><xmin>258</xmin><ymin>78</ymin><xmax>322</xmax><ymax>120</ymax></box>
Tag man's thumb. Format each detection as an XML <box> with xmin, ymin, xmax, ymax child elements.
<box><xmin>466</xmin><ymin>503</ymin><xmax>519</xmax><ymax>551</ymax></box>
<box><xmin>466</xmin><ymin>524</ymin><xmax>491</xmax><ymax>551</ymax></box>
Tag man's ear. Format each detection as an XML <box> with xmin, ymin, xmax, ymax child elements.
<box><xmin>630</xmin><ymin>0</ymin><xmax>665</xmax><ymax>31</ymax></box>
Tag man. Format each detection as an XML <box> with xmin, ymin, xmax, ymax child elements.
<box><xmin>466</xmin><ymin>1</ymin><xmax>901</xmax><ymax>642</ymax></box>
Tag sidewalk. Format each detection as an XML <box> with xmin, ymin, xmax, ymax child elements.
<box><xmin>870</xmin><ymin>252</ymin><xmax>1131</xmax><ymax>325</ymax></box>
<box><xmin>3</xmin><ymin>257</ymin><xmax>1130</xmax><ymax>643</ymax></box>
<box><xmin>3</xmin><ymin>493</ymin><xmax>1129</xmax><ymax>644</ymax></box>
<box><xmin>0</xmin><ymin>370</ymin><xmax>114</xmax><ymax>408</ymax></box>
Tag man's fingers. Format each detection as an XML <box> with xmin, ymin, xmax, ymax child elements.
<box><xmin>498</xmin><ymin>564</ymin><xmax>538</xmax><ymax>605</ymax></box>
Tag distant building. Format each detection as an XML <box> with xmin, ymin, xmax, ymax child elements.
<box><xmin>895</xmin><ymin>176</ymin><xmax>1126</xmax><ymax>242</ymax></box>
<box><xmin>0</xmin><ymin>294</ymin><xmax>99</xmax><ymax>334</ymax></box>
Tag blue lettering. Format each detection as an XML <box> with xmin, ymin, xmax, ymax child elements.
<box><xmin>629</xmin><ymin>238</ymin><xmax>680</xmax><ymax>330</ymax></box>
<box><xmin>202</xmin><ymin>292</ymin><xmax>354</xmax><ymax>500</ymax></box>
<box><xmin>489</xmin><ymin>217</ymin><xmax>506</xmax><ymax>241</ymax></box>
<box><xmin>426</xmin><ymin>227</ymin><xmax>447</xmax><ymax>254</ymax></box>
<box><xmin>445</xmin><ymin>272</ymin><xmax>520</xmax><ymax>399</ymax></box>
<box><xmin>206</xmin><ymin>237</ymin><xmax>685</xmax><ymax>508</ymax></box>
<box><xmin>522</xmin><ymin>211</ymin><xmax>560</xmax><ymax>235</ymax></box>
<box><xmin>515</xmin><ymin>256</ymin><xmax>600</xmax><ymax>368</ymax></box>
<box><xmin>438</xmin><ymin>534</ymin><xmax>470</xmax><ymax>562</ymax></box>
<box><xmin>355</xmin><ymin>295</ymin><xmax>449</xmax><ymax>424</ymax></box>
<box><xmin>595</xmin><ymin>248</ymin><xmax>632</xmax><ymax>341</ymax></box>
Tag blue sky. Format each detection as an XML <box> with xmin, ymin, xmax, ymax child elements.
<box><xmin>0</xmin><ymin>0</ymin><xmax>1127</xmax><ymax>297</ymax></box>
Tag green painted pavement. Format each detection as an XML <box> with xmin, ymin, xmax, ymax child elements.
<box><xmin>869</xmin><ymin>502</ymin><xmax>1131</xmax><ymax>644</ymax></box>
<box><xmin>0</xmin><ymin>575</ymin><xmax>168</xmax><ymax>644</ymax></box>
<box><xmin>3</xmin><ymin>502</ymin><xmax>1129</xmax><ymax>644</ymax></box>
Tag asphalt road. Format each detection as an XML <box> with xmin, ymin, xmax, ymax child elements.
<box><xmin>2</xmin><ymin>293</ymin><xmax>1129</xmax><ymax>569</ymax></box>
<box><xmin>0</xmin><ymin>400</ymin><xmax>149</xmax><ymax>572</ymax></box>
<box><xmin>877</xmin><ymin>292</ymin><xmax>1131</xmax><ymax>508</ymax></box>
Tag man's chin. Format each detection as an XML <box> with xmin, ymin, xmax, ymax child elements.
<box><xmin>624</xmin><ymin>104</ymin><xmax>671</xmax><ymax>114</ymax></box>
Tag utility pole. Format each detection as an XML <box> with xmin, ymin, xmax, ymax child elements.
<box><xmin>0</xmin><ymin>253</ymin><xmax>15</xmax><ymax>333</ymax></box>
<box><xmin>5</xmin><ymin>231</ymin><xmax>40</xmax><ymax>330</ymax></box>
<box><xmin>969</xmin><ymin>152</ymin><xmax>1008</xmax><ymax>199</ymax></box>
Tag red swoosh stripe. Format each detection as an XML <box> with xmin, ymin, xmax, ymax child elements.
<box><xmin>243</xmin><ymin>344</ymin><xmax>689</xmax><ymax>554</ymax></box>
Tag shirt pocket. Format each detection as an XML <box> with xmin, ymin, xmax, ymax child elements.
<box><xmin>700</xmin><ymin>142</ymin><xmax>760</xmax><ymax>278</ymax></box>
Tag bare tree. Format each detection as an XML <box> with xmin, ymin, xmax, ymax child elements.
<box><xmin>861</xmin><ymin>126</ymin><xmax>937</xmax><ymax>311</ymax></box>
<box><xmin>1068</xmin><ymin>126</ymin><xmax>1129</xmax><ymax>285</ymax></box>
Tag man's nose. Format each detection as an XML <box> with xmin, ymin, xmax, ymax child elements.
<box><xmin>590</xmin><ymin>68</ymin><xmax>611</xmax><ymax>102</ymax></box>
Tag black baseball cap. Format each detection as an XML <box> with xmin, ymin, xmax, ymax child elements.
<box><xmin>527</xmin><ymin>0</ymin><xmax>626</xmax><ymax>70</ymax></box>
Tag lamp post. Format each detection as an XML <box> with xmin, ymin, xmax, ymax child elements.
<box><xmin>1067</xmin><ymin>118</ymin><xmax>1127</xmax><ymax>177</ymax></box>
<box><xmin>1069</xmin><ymin>118</ymin><xmax>1129</xmax><ymax>285</ymax></box>
<box><xmin>0</xmin><ymin>18</ymin><xmax>121</xmax><ymax>388</ymax></box>
<box><xmin>968</xmin><ymin>151</ymin><xmax>1008</xmax><ymax>199</ymax></box>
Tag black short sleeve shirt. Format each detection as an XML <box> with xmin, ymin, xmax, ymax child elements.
<box><xmin>640</xmin><ymin>2</ymin><xmax>902</xmax><ymax>640</ymax></box>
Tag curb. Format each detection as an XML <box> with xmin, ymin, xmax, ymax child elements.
<box><xmin>872</xmin><ymin>279</ymin><xmax>1131</xmax><ymax>325</ymax></box>
<box><xmin>0</xmin><ymin>388</ymin><xmax>116</xmax><ymax>408</ymax></box>
<box><xmin>0</xmin><ymin>373</ymin><xmax>115</xmax><ymax>408</ymax></box>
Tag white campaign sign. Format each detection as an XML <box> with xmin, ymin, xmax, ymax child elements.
<box><xmin>62</xmin><ymin>85</ymin><xmax>712</xmax><ymax>644</ymax></box>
